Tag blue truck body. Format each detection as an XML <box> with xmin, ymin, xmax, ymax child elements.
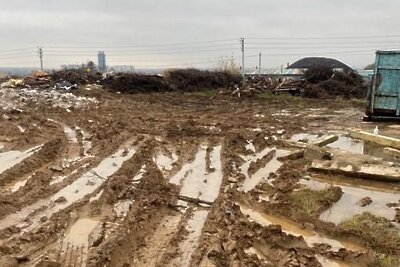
<box><xmin>366</xmin><ymin>51</ymin><xmax>400</xmax><ymax>120</ymax></box>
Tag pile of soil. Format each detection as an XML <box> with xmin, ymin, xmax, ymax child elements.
<box><xmin>101</xmin><ymin>74</ymin><xmax>169</xmax><ymax>93</ymax></box>
<box><xmin>164</xmin><ymin>69</ymin><xmax>241</xmax><ymax>92</ymax></box>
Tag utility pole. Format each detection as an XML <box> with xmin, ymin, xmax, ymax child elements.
<box><xmin>258</xmin><ymin>52</ymin><xmax>262</xmax><ymax>75</ymax></box>
<box><xmin>240</xmin><ymin>37</ymin><xmax>245</xmax><ymax>81</ymax></box>
<box><xmin>38</xmin><ymin>47</ymin><xmax>43</xmax><ymax>70</ymax></box>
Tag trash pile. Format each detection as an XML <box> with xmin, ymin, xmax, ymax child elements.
<box><xmin>50</xmin><ymin>69</ymin><xmax>102</xmax><ymax>85</ymax></box>
<box><xmin>230</xmin><ymin>68</ymin><xmax>367</xmax><ymax>99</ymax></box>
<box><xmin>0</xmin><ymin>87</ymin><xmax>98</xmax><ymax>111</ymax></box>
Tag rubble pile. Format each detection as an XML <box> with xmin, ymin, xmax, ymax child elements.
<box><xmin>23</xmin><ymin>70</ymin><xmax>51</xmax><ymax>87</ymax></box>
<box><xmin>231</xmin><ymin>68</ymin><xmax>366</xmax><ymax>99</ymax></box>
<box><xmin>50</xmin><ymin>69</ymin><xmax>102</xmax><ymax>85</ymax></box>
<box><xmin>0</xmin><ymin>87</ymin><xmax>98</xmax><ymax>111</ymax></box>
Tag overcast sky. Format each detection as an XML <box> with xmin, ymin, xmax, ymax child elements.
<box><xmin>1</xmin><ymin>0</ymin><xmax>400</xmax><ymax>70</ymax></box>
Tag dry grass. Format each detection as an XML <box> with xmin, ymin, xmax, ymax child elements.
<box><xmin>340</xmin><ymin>212</ymin><xmax>400</xmax><ymax>255</ymax></box>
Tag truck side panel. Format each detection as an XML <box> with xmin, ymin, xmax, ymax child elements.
<box><xmin>370</xmin><ymin>51</ymin><xmax>400</xmax><ymax>117</ymax></box>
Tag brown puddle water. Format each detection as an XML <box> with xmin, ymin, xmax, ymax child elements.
<box><xmin>240</xmin><ymin>205</ymin><xmax>363</xmax><ymax>252</ymax></box>
<box><xmin>300</xmin><ymin>178</ymin><xmax>400</xmax><ymax>224</ymax></box>
<box><xmin>241</xmin><ymin>147</ymin><xmax>289</xmax><ymax>192</ymax></box>
<box><xmin>64</xmin><ymin>218</ymin><xmax>100</xmax><ymax>248</ymax></box>
<box><xmin>0</xmin><ymin>145</ymin><xmax>42</xmax><ymax>175</ymax></box>
<box><xmin>0</xmin><ymin>146</ymin><xmax>136</xmax><ymax>232</ymax></box>
<box><xmin>170</xmin><ymin>145</ymin><xmax>222</xmax><ymax>203</ymax></box>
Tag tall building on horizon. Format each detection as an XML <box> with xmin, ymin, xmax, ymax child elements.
<box><xmin>97</xmin><ymin>51</ymin><xmax>106</xmax><ymax>72</ymax></box>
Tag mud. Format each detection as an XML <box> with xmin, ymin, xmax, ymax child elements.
<box><xmin>0</xmin><ymin>83</ymin><xmax>398</xmax><ymax>266</ymax></box>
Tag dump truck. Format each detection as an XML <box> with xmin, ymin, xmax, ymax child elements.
<box><xmin>365</xmin><ymin>50</ymin><xmax>400</xmax><ymax>120</ymax></box>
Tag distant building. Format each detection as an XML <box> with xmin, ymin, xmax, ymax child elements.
<box><xmin>112</xmin><ymin>65</ymin><xmax>135</xmax><ymax>73</ymax></box>
<box><xmin>287</xmin><ymin>57</ymin><xmax>353</xmax><ymax>72</ymax></box>
<box><xmin>98</xmin><ymin>51</ymin><xmax>107</xmax><ymax>72</ymax></box>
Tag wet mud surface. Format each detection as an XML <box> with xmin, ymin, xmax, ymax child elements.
<box><xmin>0</xmin><ymin>87</ymin><xmax>399</xmax><ymax>266</ymax></box>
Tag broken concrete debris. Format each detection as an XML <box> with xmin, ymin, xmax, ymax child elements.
<box><xmin>304</xmin><ymin>145</ymin><xmax>333</xmax><ymax>161</ymax></box>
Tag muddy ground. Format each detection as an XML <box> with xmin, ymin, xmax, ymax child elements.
<box><xmin>0</xmin><ymin>86</ymin><xmax>400</xmax><ymax>267</ymax></box>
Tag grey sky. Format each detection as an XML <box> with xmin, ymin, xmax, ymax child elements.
<box><xmin>1</xmin><ymin>0</ymin><xmax>399</xmax><ymax>69</ymax></box>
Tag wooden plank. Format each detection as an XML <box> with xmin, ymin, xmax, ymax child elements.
<box><xmin>311</xmin><ymin>135</ymin><xmax>339</xmax><ymax>147</ymax></box>
<box><xmin>349</xmin><ymin>130</ymin><xmax>400</xmax><ymax>150</ymax></box>
<box><xmin>309</xmin><ymin>160</ymin><xmax>400</xmax><ymax>182</ymax></box>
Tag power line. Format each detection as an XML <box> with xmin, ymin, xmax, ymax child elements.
<box><xmin>246</xmin><ymin>34</ymin><xmax>400</xmax><ymax>40</ymax></box>
<box><xmin>45</xmin><ymin>38</ymin><xmax>238</xmax><ymax>49</ymax></box>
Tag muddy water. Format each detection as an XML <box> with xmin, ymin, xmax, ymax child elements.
<box><xmin>168</xmin><ymin>146</ymin><xmax>222</xmax><ymax>265</ymax></box>
<box><xmin>153</xmin><ymin>153</ymin><xmax>177</xmax><ymax>172</ymax></box>
<box><xmin>63</xmin><ymin>126</ymin><xmax>81</xmax><ymax>163</ymax></box>
<box><xmin>64</xmin><ymin>218</ymin><xmax>100</xmax><ymax>247</ymax></box>
<box><xmin>10</xmin><ymin>173</ymin><xmax>34</xmax><ymax>192</ymax></box>
<box><xmin>0</xmin><ymin>145</ymin><xmax>42</xmax><ymax>175</ymax></box>
<box><xmin>300</xmin><ymin>179</ymin><xmax>400</xmax><ymax>224</ymax></box>
<box><xmin>171</xmin><ymin>145</ymin><xmax>222</xmax><ymax>203</ymax></box>
<box><xmin>176</xmin><ymin>210</ymin><xmax>209</xmax><ymax>267</ymax></box>
<box><xmin>0</xmin><ymin>146</ymin><xmax>136</xmax><ymax>232</ymax></box>
<box><xmin>240</xmin><ymin>206</ymin><xmax>363</xmax><ymax>252</ymax></box>
<box><xmin>241</xmin><ymin>147</ymin><xmax>289</xmax><ymax>192</ymax></box>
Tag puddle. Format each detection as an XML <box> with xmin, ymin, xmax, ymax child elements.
<box><xmin>177</xmin><ymin>210</ymin><xmax>208</xmax><ymax>267</ymax></box>
<box><xmin>50</xmin><ymin>163</ymin><xmax>90</xmax><ymax>185</ymax></box>
<box><xmin>64</xmin><ymin>218</ymin><xmax>100</xmax><ymax>248</ymax></box>
<box><xmin>10</xmin><ymin>173</ymin><xmax>35</xmax><ymax>192</ymax></box>
<box><xmin>153</xmin><ymin>153</ymin><xmax>177</xmax><ymax>172</ymax></box>
<box><xmin>63</xmin><ymin>125</ymin><xmax>83</xmax><ymax>163</ymax></box>
<box><xmin>0</xmin><ymin>146</ymin><xmax>135</xmax><ymax>232</ymax></box>
<box><xmin>90</xmin><ymin>189</ymin><xmax>103</xmax><ymax>202</ymax></box>
<box><xmin>0</xmin><ymin>145</ymin><xmax>42</xmax><ymax>175</ymax></box>
<box><xmin>170</xmin><ymin>145</ymin><xmax>222</xmax><ymax>203</ymax></box>
<box><xmin>240</xmin><ymin>205</ymin><xmax>363</xmax><ymax>252</ymax></box>
<box><xmin>241</xmin><ymin>147</ymin><xmax>289</xmax><ymax>192</ymax></box>
<box><xmin>300</xmin><ymin>179</ymin><xmax>400</xmax><ymax>224</ymax></box>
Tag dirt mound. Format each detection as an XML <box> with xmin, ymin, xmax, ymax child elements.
<box><xmin>101</xmin><ymin>73</ymin><xmax>169</xmax><ymax>93</ymax></box>
<box><xmin>102</xmin><ymin>69</ymin><xmax>241</xmax><ymax>94</ymax></box>
<box><xmin>164</xmin><ymin>69</ymin><xmax>241</xmax><ymax>92</ymax></box>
